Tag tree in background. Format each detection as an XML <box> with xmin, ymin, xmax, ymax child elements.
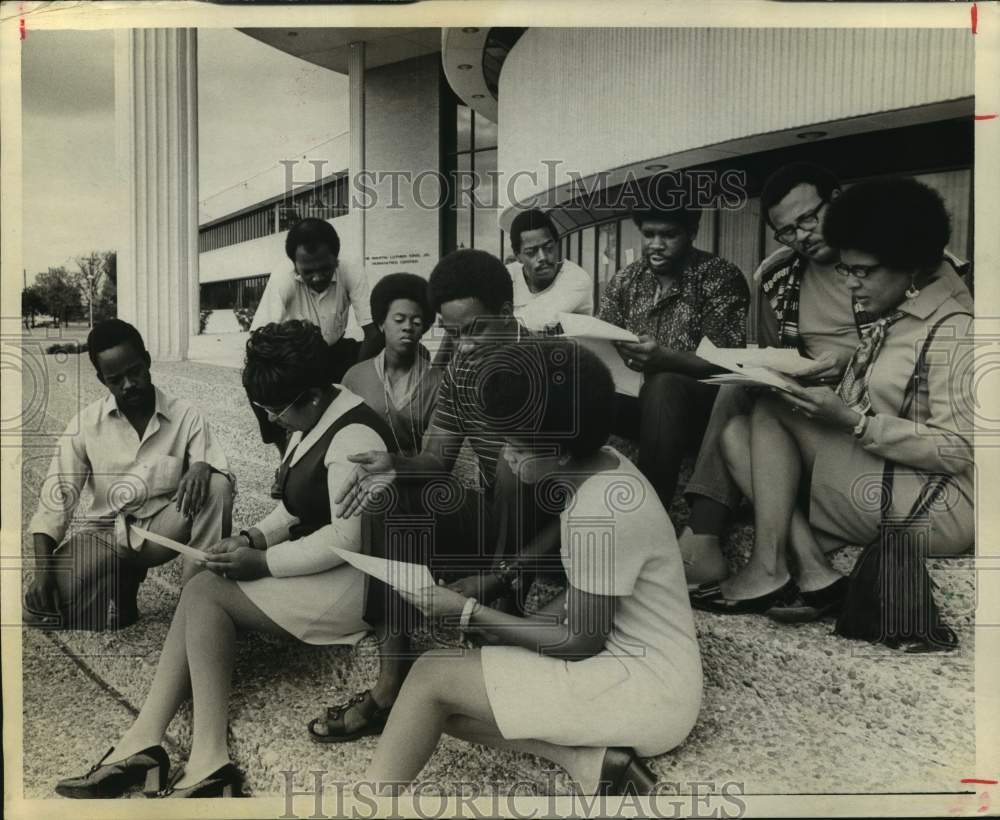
<box><xmin>94</xmin><ymin>250</ymin><xmax>117</xmax><ymax>322</ymax></box>
<box><xmin>72</xmin><ymin>252</ymin><xmax>108</xmax><ymax>327</ymax></box>
<box><xmin>21</xmin><ymin>285</ymin><xmax>45</xmax><ymax>328</ymax></box>
<box><xmin>33</xmin><ymin>267</ymin><xmax>82</xmax><ymax>327</ymax></box>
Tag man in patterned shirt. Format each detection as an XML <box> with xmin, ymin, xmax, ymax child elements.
<box><xmin>599</xmin><ymin>202</ymin><xmax>749</xmax><ymax>523</ymax></box>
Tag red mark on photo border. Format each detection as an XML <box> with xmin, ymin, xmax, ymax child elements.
<box><xmin>975</xmin><ymin>115</ymin><xmax>998</xmax><ymax>122</ymax></box>
<box><xmin>962</xmin><ymin>778</ymin><xmax>998</xmax><ymax>784</ymax></box>
<box><xmin>971</xmin><ymin>3</ymin><xmax>978</xmax><ymax>35</ymax></box>
<box><xmin>19</xmin><ymin>17</ymin><xmax>26</xmax><ymax>40</ymax></box>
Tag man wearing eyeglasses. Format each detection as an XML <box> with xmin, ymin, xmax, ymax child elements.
<box><xmin>756</xmin><ymin>162</ymin><xmax>972</xmax><ymax>375</ymax></box>
<box><xmin>680</xmin><ymin>161</ymin><xmax>972</xmax><ymax>586</ymax></box>
<box><xmin>506</xmin><ymin>209</ymin><xmax>594</xmax><ymax>331</ymax></box>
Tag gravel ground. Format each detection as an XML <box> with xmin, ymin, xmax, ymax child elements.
<box><xmin>17</xmin><ymin>350</ymin><xmax>977</xmax><ymax>799</ymax></box>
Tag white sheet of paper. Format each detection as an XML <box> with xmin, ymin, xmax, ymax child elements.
<box><xmin>695</xmin><ymin>337</ymin><xmax>815</xmax><ymax>376</ymax></box>
<box><xmin>557</xmin><ymin>313</ymin><xmax>642</xmax><ymax>397</ymax></box>
<box><xmin>700</xmin><ymin>368</ymin><xmax>799</xmax><ymax>394</ymax></box>
<box><xmin>333</xmin><ymin>548</ymin><xmax>436</xmax><ymax>595</ymax></box>
<box><xmin>557</xmin><ymin>312</ymin><xmax>640</xmax><ymax>343</ymax></box>
<box><xmin>130</xmin><ymin>525</ymin><xmax>210</xmax><ymax>562</ymax></box>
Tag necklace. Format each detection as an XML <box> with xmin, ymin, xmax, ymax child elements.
<box><xmin>382</xmin><ymin>364</ymin><xmax>421</xmax><ymax>455</ymax></box>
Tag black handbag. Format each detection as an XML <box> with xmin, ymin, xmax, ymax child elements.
<box><xmin>834</xmin><ymin>311</ymin><xmax>971</xmax><ymax>651</ymax></box>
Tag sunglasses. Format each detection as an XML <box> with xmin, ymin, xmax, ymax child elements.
<box><xmin>251</xmin><ymin>390</ymin><xmax>307</xmax><ymax>422</ymax></box>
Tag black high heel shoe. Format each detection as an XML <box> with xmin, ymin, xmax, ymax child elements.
<box><xmin>597</xmin><ymin>747</ymin><xmax>658</xmax><ymax>796</ymax></box>
<box><xmin>55</xmin><ymin>745</ymin><xmax>170</xmax><ymax>799</ymax></box>
<box><xmin>157</xmin><ymin>763</ymin><xmax>245</xmax><ymax>798</ymax></box>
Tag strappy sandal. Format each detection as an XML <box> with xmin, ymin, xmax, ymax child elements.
<box><xmin>307</xmin><ymin>690</ymin><xmax>392</xmax><ymax>744</ymax></box>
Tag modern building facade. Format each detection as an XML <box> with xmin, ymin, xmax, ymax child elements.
<box><xmin>119</xmin><ymin>25</ymin><xmax>973</xmax><ymax>359</ymax></box>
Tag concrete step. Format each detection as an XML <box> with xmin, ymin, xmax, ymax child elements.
<box><xmin>20</xmin><ymin>359</ymin><xmax>977</xmax><ymax>797</ymax></box>
<box><xmin>27</xmin><ymin>545</ymin><xmax>975</xmax><ymax>797</ymax></box>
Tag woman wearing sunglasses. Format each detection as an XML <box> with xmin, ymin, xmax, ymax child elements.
<box><xmin>691</xmin><ymin>177</ymin><xmax>974</xmax><ymax>617</ymax></box>
<box><xmin>55</xmin><ymin>320</ymin><xmax>394</xmax><ymax>799</ymax></box>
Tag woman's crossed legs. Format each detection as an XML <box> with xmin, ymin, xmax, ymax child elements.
<box><xmin>107</xmin><ymin>571</ymin><xmax>292</xmax><ymax>788</ymax></box>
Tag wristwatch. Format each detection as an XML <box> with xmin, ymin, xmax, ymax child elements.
<box><xmin>494</xmin><ymin>559</ymin><xmax>520</xmax><ymax>592</ymax></box>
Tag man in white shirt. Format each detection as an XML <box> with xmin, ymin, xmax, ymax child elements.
<box><xmin>506</xmin><ymin>209</ymin><xmax>593</xmax><ymax>331</ymax></box>
<box><xmin>250</xmin><ymin>218</ymin><xmax>382</xmax><ymax>450</ymax></box>
<box><xmin>25</xmin><ymin>319</ymin><xmax>235</xmax><ymax>629</ymax></box>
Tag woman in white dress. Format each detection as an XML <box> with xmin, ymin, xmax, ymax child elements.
<box><xmin>363</xmin><ymin>340</ymin><xmax>703</xmax><ymax>795</ymax></box>
<box><xmin>55</xmin><ymin>321</ymin><xmax>393</xmax><ymax>799</ymax></box>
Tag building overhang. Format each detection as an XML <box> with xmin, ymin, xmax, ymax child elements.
<box><xmin>239</xmin><ymin>27</ymin><xmax>442</xmax><ymax>74</ymax></box>
<box><xmin>441</xmin><ymin>27</ymin><xmax>525</xmax><ymax>122</ymax></box>
<box><xmin>501</xmin><ymin>98</ymin><xmax>974</xmax><ymax>234</ymax></box>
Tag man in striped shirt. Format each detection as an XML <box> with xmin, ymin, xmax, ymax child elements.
<box><xmin>313</xmin><ymin>250</ymin><xmax>560</xmax><ymax>742</ymax></box>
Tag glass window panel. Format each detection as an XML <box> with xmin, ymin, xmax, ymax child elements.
<box><xmin>695</xmin><ymin>209</ymin><xmax>716</xmax><ymax>254</ymax></box>
<box><xmin>455</xmin><ymin>153</ymin><xmax>472</xmax><ymax>249</ymax></box>
<box><xmin>596</xmin><ymin>222</ymin><xmax>618</xmax><ymax>304</ymax></box>
<box><xmin>456</xmin><ymin>105</ymin><xmax>472</xmax><ymax>153</ymax></box>
<box><xmin>619</xmin><ymin>218</ymin><xmax>642</xmax><ymax>269</ymax></box>
<box><xmin>717</xmin><ymin>197</ymin><xmax>760</xmax><ymax>287</ymax></box>
<box><xmin>474</xmin><ymin>111</ymin><xmax>498</xmax><ymax>150</ymax></box>
<box><xmin>580</xmin><ymin>226</ymin><xmax>596</xmax><ymax>278</ymax></box>
<box><xmin>472</xmin><ymin>149</ymin><xmax>500</xmax><ymax>257</ymax></box>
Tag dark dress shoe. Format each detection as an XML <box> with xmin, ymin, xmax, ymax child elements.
<box><xmin>690</xmin><ymin>578</ymin><xmax>798</xmax><ymax>615</ymax></box>
<box><xmin>597</xmin><ymin>747</ymin><xmax>658</xmax><ymax>796</ymax></box>
<box><xmin>158</xmin><ymin>762</ymin><xmax>245</xmax><ymax>798</ymax></box>
<box><xmin>768</xmin><ymin>576</ymin><xmax>849</xmax><ymax>623</ymax></box>
<box><xmin>55</xmin><ymin>745</ymin><xmax>170</xmax><ymax>798</ymax></box>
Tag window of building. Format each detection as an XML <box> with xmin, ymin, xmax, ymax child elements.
<box><xmin>444</xmin><ymin>103</ymin><xmax>502</xmax><ymax>255</ymax></box>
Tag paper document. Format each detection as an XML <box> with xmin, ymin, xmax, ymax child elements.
<box><xmin>557</xmin><ymin>313</ymin><xmax>639</xmax><ymax>343</ymax></box>
<box><xmin>557</xmin><ymin>313</ymin><xmax>642</xmax><ymax>398</ymax></box>
<box><xmin>696</xmin><ymin>338</ymin><xmax>805</xmax><ymax>393</ymax></box>
<box><xmin>130</xmin><ymin>525</ymin><xmax>210</xmax><ymax>562</ymax></box>
<box><xmin>695</xmin><ymin>337</ymin><xmax>816</xmax><ymax>376</ymax></box>
<box><xmin>333</xmin><ymin>548</ymin><xmax>437</xmax><ymax>595</ymax></box>
<box><xmin>700</xmin><ymin>370</ymin><xmax>799</xmax><ymax>393</ymax></box>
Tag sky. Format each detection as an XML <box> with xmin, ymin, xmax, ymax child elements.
<box><xmin>20</xmin><ymin>28</ymin><xmax>349</xmax><ymax>280</ymax></box>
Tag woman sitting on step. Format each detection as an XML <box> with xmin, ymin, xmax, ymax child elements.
<box><xmin>690</xmin><ymin>177</ymin><xmax>974</xmax><ymax>619</ymax></box>
<box><xmin>55</xmin><ymin>320</ymin><xmax>395</xmax><ymax>799</ymax></box>
<box><xmin>362</xmin><ymin>340</ymin><xmax>703</xmax><ymax>796</ymax></box>
<box><xmin>342</xmin><ymin>272</ymin><xmax>442</xmax><ymax>457</ymax></box>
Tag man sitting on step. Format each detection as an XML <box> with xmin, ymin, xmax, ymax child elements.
<box><xmin>24</xmin><ymin>319</ymin><xmax>235</xmax><ymax>630</ymax></box>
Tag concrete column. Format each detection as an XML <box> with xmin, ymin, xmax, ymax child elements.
<box><xmin>114</xmin><ymin>29</ymin><xmax>199</xmax><ymax>361</ymax></box>
<box><xmin>348</xmin><ymin>41</ymin><xmax>366</xmax><ymax>266</ymax></box>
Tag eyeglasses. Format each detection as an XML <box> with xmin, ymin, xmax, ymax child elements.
<box><xmin>520</xmin><ymin>240</ymin><xmax>557</xmax><ymax>258</ymax></box>
<box><xmin>252</xmin><ymin>390</ymin><xmax>306</xmax><ymax>422</ymax></box>
<box><xmin>773</xmin><ymin>200</ymin><xmax>825</xmax><ymax>245</ymax></box>
<box><xmin>834</xmin><ymin>262</ymin><xmax>882</xmax><ymax>280</ymax></box>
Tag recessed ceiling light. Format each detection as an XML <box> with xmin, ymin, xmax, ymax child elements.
<box><xmin>457</xmin><ymin>64</ymin><xmax>474</xmax><ymax>71</ymax></box>
<box><xmin>471</xmin><ymin>93</ymin><xmax>485</xmax><ymax>99</ymax></box>
<box><xmin>645</xmin><ymin>163</ymin><xmax>669</xmax><ymax>171</ymax></box>
<box><xmin>797</xmin><ymin>130</ymin><xmax>827</xmax><ymax>140</ymax></box>
<box><xmin>462</xmin><ymin>27</ymin><xmax>480</xmax><ymax>34</ymax></box>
